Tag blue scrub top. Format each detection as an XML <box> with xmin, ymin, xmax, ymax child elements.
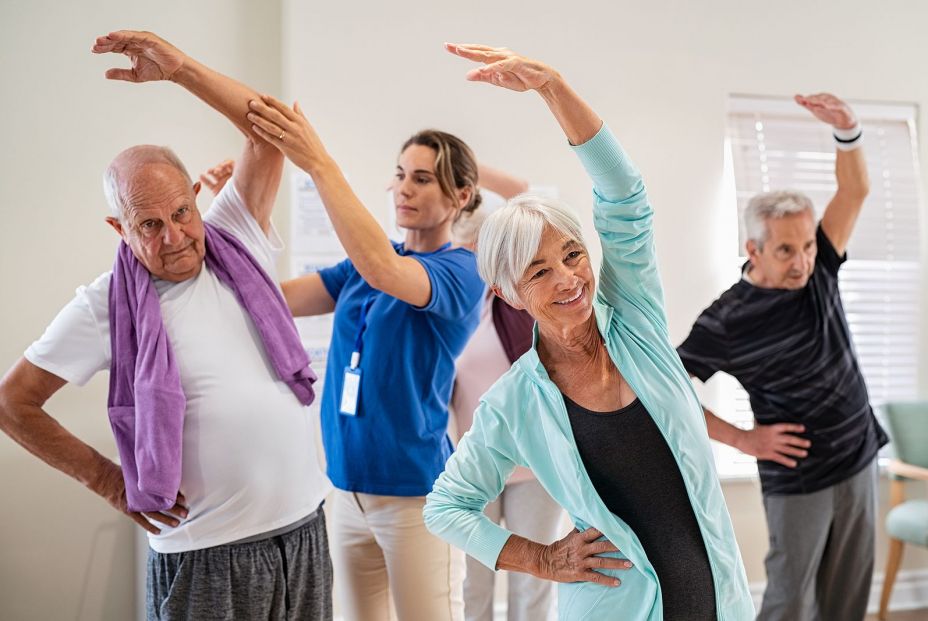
<box><xmin>318</xmin><ymin>241</ymin><xmax>484</xmax><ymax>496</ymax></box>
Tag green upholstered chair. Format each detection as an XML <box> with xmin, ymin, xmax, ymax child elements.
<box><xmin>878</xmin><ymin>401</ymin><xmax>928</xmax><ymax>620</ymax></box>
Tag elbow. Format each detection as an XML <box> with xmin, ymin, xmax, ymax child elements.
<box><xmin>422</xmin><ymin>490</ymin><xmax>442</xmax><ymax>536</ymax></box>
<box><xmin>357</xmin><ymin>255</ymin><xmax>401</xmax><ymax>294</ymax></box>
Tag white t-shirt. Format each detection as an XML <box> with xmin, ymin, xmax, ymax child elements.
<box><xmin>25</xmin><ymin>181</ymin><xmax>332</xmax><ymax>553</ymax></box>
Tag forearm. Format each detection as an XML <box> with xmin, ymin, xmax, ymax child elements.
<box><xmin>0</xmin><ymin>400</ymin><xmax>111</xmax><ymax>494</ymax></box>
<box><xmin>305</xmin><ymin>158</ymin><xmax>403</xmax><ymax>287</ymax></box>
<box><xmin>496</xmin><ymin>533</ymin><xmax>544</xmax><ymax>574</ymax></box>
<box><xmin>171</xmin><ymin>57</ymin><xmax>259</xmax><ymax>137</ymax></box>
<box><xmin>537</xmin><ymin>77</ymin><xmax>602</xmax><ymax>146</ymax></box>
<box><xmin>834</xmin><ymin>145</ymin><xmax>869</xmax><ymax>201</ymax></box>
<box><xmin>477</xmin><ymin>164</ymin><xmax>529</xmax><ymax>199</ymax></box>
<box><xmin>703</xmin><ymin>405</ymin><xmax>746</xmax><ymax>451</ymax></box>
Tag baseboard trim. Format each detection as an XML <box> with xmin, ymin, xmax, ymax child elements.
<box><xmin>749</xmin><ymin>568</ymin><xmax>928</xmax><ymax>614</ymax></box>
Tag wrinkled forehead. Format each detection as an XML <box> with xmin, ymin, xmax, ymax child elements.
<box><xmin>764</xmin><ymin>210</ymin><xmax>816</xmax><ymax>244</ymax></box>
<box><xmin>121</xmin><ymin>164</ymin><xmax>195</xmax><ymax>210</ymax></box>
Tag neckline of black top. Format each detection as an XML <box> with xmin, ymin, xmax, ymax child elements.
<box><xmin>561</xmin><ymin>394</ymin><xmax>642</xmax><ymax>417</ymax></box>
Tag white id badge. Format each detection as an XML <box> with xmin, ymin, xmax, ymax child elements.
<box><xmin>340</xmin><ymin>367</ymin><xmax>362</xmax><ymax>416</ymax></box>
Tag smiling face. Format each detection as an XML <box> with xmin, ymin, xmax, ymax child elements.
<box><xmin>510</xmin><ymin>225</ymin><xmax>595</xmax><ymax>332</ymax></box>
<box><xmin>106</xmin><ymin>162</ymin><xmax>206</xmax><ymax>282</ymax></box>
<box><xmin>392</xmin><ymin>144</ymin><xmax>469</xmax><ymax>232</ymax></box>
<box><xmin>746</xmin><ymin>209</ymin><xmax>817</xmax><ymax>289</ymax></box>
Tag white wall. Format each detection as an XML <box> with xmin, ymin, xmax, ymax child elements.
<box><xmin>0</xmin><ymin>2</ymin><xmax>280</xmax><ymax>619</ymax></box>
<box><xmin>281</xmin><ymin>0</ymin><xmax>928</xmax><ymax>592</ymax></box>
<box><xmin>1</xmin><ymin>1</ymin><xmax>926</xmax><ymax>618</ymax></box>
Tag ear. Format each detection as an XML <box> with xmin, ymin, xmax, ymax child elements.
<box><xmin>193</xmin><ymin>181</ymin><xmax>202</xmax><ymax>196</ymax></box>
<box><xmin>491</xmin><ymin>285</ymin><xmax>525</xmax><ymax>310</ymax></box>
<box><xmin>105</xmin><ymin>216</ymin><xmax>126</xmax><ymax>239</ymax></box>
<box><xmin>745</xmin><ymin>239</ymin><xmax>761</xmax><ymax>262</ymax></box>
<box><xmin>456</xmin><ymin>185</ymin><xmax>474</xmax><ymax>211</ymax></box>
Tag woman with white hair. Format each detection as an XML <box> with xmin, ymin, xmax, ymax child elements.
<box><xmin>424</xmin><ymin>44</ymin><xmax>754</xmax><ymax>620</ymax></box>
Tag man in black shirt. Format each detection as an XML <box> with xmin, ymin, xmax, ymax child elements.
<box><xmin>678</xmin><ymin>93</ymin><xmax>888</xmax><ymax>621</ymax></box>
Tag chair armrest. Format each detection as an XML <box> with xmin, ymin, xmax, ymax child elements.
<box><xmin>888</xmin><ymin>459</ymin><xmax>928</xmax><ymax>481</ymax></box>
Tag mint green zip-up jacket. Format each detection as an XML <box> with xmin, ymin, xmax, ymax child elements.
<box><xmin>424</xmin><ymin>124</ymin><xmax>754</xmax><ymax>620</ymax></box>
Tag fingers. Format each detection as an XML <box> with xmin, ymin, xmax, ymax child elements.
<box><xmin>92</xmin><ymin>31</ymin><xmax>146</xmax><ymax>53</ymax></box>
<box><xmin>128</xmin><ymin>512</ymin><xmax>161</xmax><ymax>535</ymax></box>
<box><xmin>782</xmin><ymin>435</ymin><xmax>811</xmax><ymax>449</ymax></box>
<box><xmin>251</xmin><ymin>123</ymin><xmax>283</xmax><ymax>148</ymax></box>
<box><xmin>777</xmin><ymin>445</ymin><xmax>809</xmax><ymax>458</ymax></box>
<box><xmin>248</xmin><ymin>100</ymin><xmax>291</xmax><ymax>135</ymax></box>
<box><xmin>580</xmin><ymin>570</ymin><xmax>621</xmax><ymax>587</ymax></box>
<box><xmin>247</xmin><ymin>109</ymin><xmax>283</xmax><ymax>139</ymax></box>
<box><xmin>584</xmin><ymin>539</ymin><xmax>620</xmax><ymax>555</ymax></box>
<box><xmin>445</xmin><ymin>43</ymin><xmax>510</xmax><ymax>65</ymax></box>
<box><xmin>259</xmin><ymin>95</ymin><xmax>300</xmax><ymax>124</ymax></box>
<box><xmin>773</xmin><ymin>423</ymin><xmax>805</xmax><ymax>434</ymax></box>
<box><xmin>104</xmin><ymin>68</ymin><xmax>138</xmax><ymax>82</ymax></box>
<box><xmin>580</xmin><ymin>527</ymin><xmax>604</xmax><ymax>542</ymax></box>
<box><xmin>585</xmin><ymin>555</ymin><xmax>633</xmax><ymax>571</ymax></box>
<box><xmin>768</xmin><ymin>453</ymin><xmax>799</xmax><ymax>468</ymax></box>
<box><xmin>143</xmin><ymin>510</ymin><xmax>181</xmax><ymax>528</ymax></box>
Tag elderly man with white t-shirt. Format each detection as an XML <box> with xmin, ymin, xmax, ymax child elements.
<box><xmin>0</xmin><ymin>31</ymin><xmax>332</xmax><ymax>620</ymax></box>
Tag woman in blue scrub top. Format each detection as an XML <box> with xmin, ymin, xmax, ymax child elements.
<box><xmin>247</xmin><ymin>96</ymin><xmax>484</xmax><ymax>620</ymax></box>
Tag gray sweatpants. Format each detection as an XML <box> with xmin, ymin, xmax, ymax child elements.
<box><xmin>757</xmin><ymin>460</ymin><xmax>877</xmax><ymax>621</ymax></box>
<box><xmin>146</xmin><ymin>506</ymin><xmax>333</xmax><ymax>621</ymax></box>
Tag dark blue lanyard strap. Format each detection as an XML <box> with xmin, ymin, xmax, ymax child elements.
<box><xmin>353</xmin><ymin>293</ymin><xmax>377</xmax><ymax>355</ymax></box>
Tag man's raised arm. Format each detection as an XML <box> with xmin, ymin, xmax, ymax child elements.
<box><xmin>795</xmin><ymin>93</ymin><xmax>869</xmax><ymax>256</ymax></box>
<box><xmin>92</xmin><ymin>30</ymin><xmax>283</xmax><ymax>233</ymax></box>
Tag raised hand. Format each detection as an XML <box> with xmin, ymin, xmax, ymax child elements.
<box><xmin>247</xmin><ymin>96</ymin><xmax>329</xmax><ymax>173</ymax></box>
<box><xmin>91</xmin><ymin>30</ymin><xmax>186</xmax><ymax>83</ymax></box>
<box><xmin>795</xmin><ymin>93</ymin><xmax>858</xmax><ymax>130</ymax></box>
<box><xmin>93</xmin><ymin>459</ymin><xmax>188</xmax><ymax>535</ymax></box>
<box><xmin>536</xmin><ymin>527</ymin><xmax>632</xmax><ymax>587</ymax></box>
<box><xmin>444</xmin><ymin>43</ymin><xmax>559</xmax><ymax>93</ymax></box>
<box><xmin>200</xmin><ymin>159</ymin><xmax>235</xmax><ymax>196</ymax></box>
<box><xmin>738</xmin><ymin>422</ymin><xmax>811</xmax><ymax>469</ymax></box>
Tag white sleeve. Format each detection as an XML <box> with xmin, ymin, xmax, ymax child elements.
<box><xmin>24</xmin><ymin>272</ymin><xmax>112</xmax><ymax>386</ymax></box>
<box><xmin>202</xmin><ymin>180</ymin><xmax>285</xmax><ymax>280</ymax></box>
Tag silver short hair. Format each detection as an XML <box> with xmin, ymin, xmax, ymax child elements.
<box><xmin>103</xmin><ymin>145</ymin><xmax>192</xmax><ymax>221</ymax></box>
<box><xmin>744</xmin><ymin>190</ymin><xmax>814</xmax><ymax>248</ymax></box>
<box><xmin>451</xmin><ymin>207</ymin><xmax>488</xmax><ymax>249</ymax></box>
<box><xmin>476</xmin><ymin>194</ymin><xmax>586</xmax><ymax>304</ymax></box>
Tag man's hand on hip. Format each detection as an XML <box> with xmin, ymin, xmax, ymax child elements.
<box><xmin>92</xmin><ymin>458</ymin><xmax>188</xmax><ymax>535</ymax></box>
<box><xmin>736</xmin><ymin>423</ymin><xmax>811</xmax><ymax>468</ymax></box>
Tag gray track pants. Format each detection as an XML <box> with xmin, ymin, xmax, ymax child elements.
<box><xmin>757</xmin><ymin>460</ymin><xmax>877</xmax><ymax>621</ymax></box>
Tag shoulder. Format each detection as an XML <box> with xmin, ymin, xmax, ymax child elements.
<box><xmin>419</xmin><ymin>246</ymin><xmax>478</xmax><ymax>271</ymax></box>
<box><xmin>73</xmin><ymin>270</ymin><xmax>113</xmax><ymax>320</ymax></box>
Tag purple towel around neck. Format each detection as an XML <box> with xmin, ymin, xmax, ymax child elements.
<box><xmin>107</xmin><ymin>222</ymin><xmax>317</xmax><ymax>513</ymax></box>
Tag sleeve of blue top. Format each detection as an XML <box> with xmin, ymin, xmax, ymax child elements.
<box><xmin>571</xmin><ymin>124</ymin><xmax>668</xmax><ymax>332</ymax></box>
<box><xmin>423</xmin><ymin>402</ymin><xmax>520</xmax><ymax>570</ymax></box>
<box><xmin>412</xmin><ymin>248</ymin><xmax>484</xmax><ymax>321</ymax></box>
<box><xmin>317</xmin><ymin>256</ymin><xmax>356</xmax><ymax>302</ymax></box>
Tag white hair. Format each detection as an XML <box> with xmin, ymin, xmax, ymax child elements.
<box><xmin>744</xmin><ymin>190</ymin><xmax>814</xmax><ymax>248</ymax></box>
<box><xmin>103</xmin><ymin>145</ymin><xmax>191</xmax><ymax>221</ymax></box>
<box><xmin>451</xmin><ymin>207</ymin><xmax>488</xmax><ymax>249</ymax></box>
<box><xmin>476</xmin><ymin>194</ymin><xmax>586</xmax><ymax>304</ymax></box>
